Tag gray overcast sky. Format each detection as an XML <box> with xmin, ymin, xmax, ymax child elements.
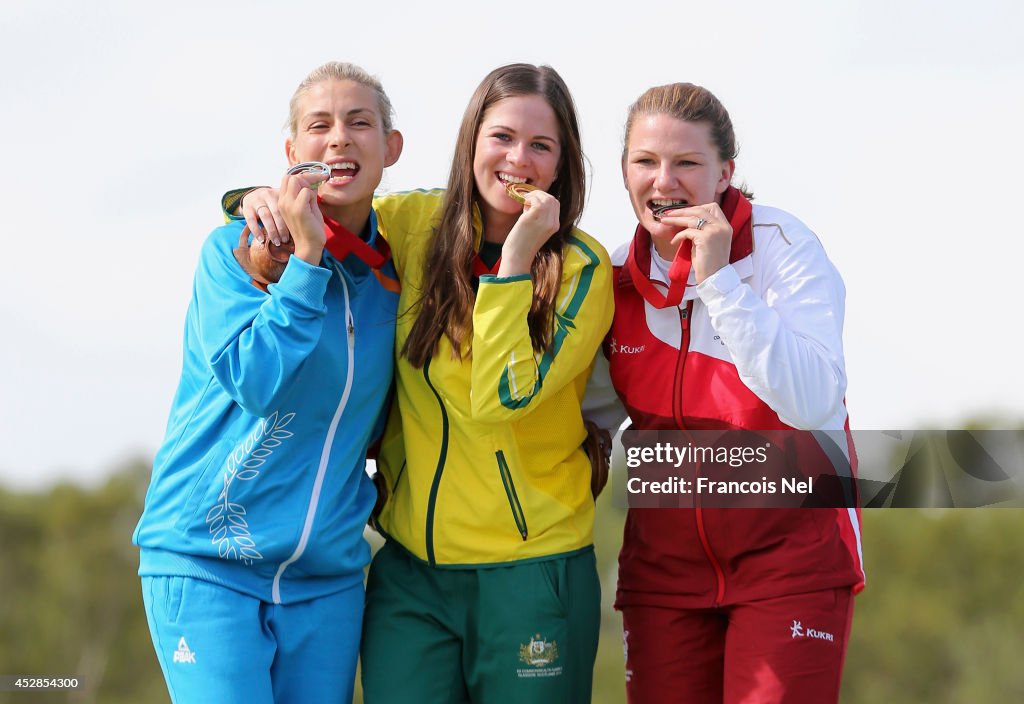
<box><xmin>1</xmin><ymin>0</ymin><xmax>1021</xmax><ymax>489</ymax></box>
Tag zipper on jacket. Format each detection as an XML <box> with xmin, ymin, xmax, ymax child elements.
<box><xmin>272</xmin><ymin>267</ymin><xmax>355</xmax><ymax>604</ymax></box>
<box><xmin>673</xmin><ymin>300</ymin><xmax>727</xmax><ymax>605</ymax></box>
<box><xmin>671</xmin><ymin>302</ymin><xmax>692</xmax><ymax>427</ymax></box>
<box><xmin>495</xmin><ymin>451</ymin><xmax>528</xmax><ymax>540</ymax></box>
<box><xmin>422</xmin><ymin>357</ymin><xmax>449</xmax><ymax>566</ymax></box>
<box><xmin>392</xmin><ymin>460</ymin><xmax>406</xmax><ymax>497</ymax></box>
<box><xmin>695</xmin><ymin>503</ymin><xmax>727</xmax><ymax>606</ymax></box>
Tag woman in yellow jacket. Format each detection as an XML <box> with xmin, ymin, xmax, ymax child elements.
<box><xmin>236</xmin><ymin>63</ymin><xmax>612</xmax><ymax>704</ymax></box>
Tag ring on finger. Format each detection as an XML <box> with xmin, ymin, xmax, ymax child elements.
<box><xmin>257</xmin><ymin>205</ymin><xmax>271</xmax><ymax>214</ymax></box>
<box><xmin>696</xmin><ymin>217</ymin><xmax>708</xmax><ymax>230</ymax></box>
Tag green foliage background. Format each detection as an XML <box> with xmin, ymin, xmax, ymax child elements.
<box><xmin>2</xmin><ymin>460</ymin><xmax>1022</xmax><ymax>703</ymax></box>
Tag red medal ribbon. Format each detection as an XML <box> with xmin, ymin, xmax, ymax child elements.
<box><xmin>320</xmin><ymin>206</ymin><xmax>400</xmax><ymax>294</ymax></box>
<box><xmin>472</xmin><ymin>254</ymin><xmax>502</xmax><ymax>277</ymax></box>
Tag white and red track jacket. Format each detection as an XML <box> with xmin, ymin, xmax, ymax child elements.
<box><xmin>587</xmin><ymin>188</ymin><xmax>865</xmax><ymax>609</ymax></box>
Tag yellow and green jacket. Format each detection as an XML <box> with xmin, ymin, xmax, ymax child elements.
<box><xmin>373</xmin><ymin>189</ymin><xmax>613</xmax><ymax>567</ymax></box>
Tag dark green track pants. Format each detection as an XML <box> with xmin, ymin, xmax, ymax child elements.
<box><xmin>360</xmin><ymin>541</ymin><xmax>601</xmax><ymax>703</ymax></box>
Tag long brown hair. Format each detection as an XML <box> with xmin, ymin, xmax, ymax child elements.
<box><xmin>623</xmin><ymin>82</ymin><xmax>752</xmax><ymax>199</ymax></box>
<box><xmin>402</xmin><ymin>64</ymin><xmax>586</xmax><ymax>367</ymax></box>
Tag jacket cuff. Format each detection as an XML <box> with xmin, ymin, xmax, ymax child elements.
<box><xmin>475</xmin><ymin>276</ymin><xmax>532</xmax><ymax>329</ymax></box>
<box><xmin>272</xmin><ymin>255</ymin><xmax>331</xmax><ymax>307</ymax></box>
<box><xmin>479</xmin><ymin>273</ymin><xmax>532</xmax><ymax>284</ymax></box>
<box><xmin>697</xmin><ymin>264</ymin><xmax>741</xmax><ymax>302</ymax></box>
<box><xmin>222</xmin><ymin>187</ymin><xmax>261</xmax><ymax>220</ymax></box>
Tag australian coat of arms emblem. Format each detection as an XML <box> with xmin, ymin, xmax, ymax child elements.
<box><xmin>519</xmin><ymin>634</ymin><xmax>560</xmax><ymax>667</ymax></box>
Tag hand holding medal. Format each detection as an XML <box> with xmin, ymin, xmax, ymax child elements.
<box><xmin>233</xmin><ymin>162</ymin><xmax>331</xmax><ymax>291</ymax></box>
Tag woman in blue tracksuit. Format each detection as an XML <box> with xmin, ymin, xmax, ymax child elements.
<box><xmin>132</xmin><ymin>62</ymin><xmax>403</xmax><ymax>704</ymax></box>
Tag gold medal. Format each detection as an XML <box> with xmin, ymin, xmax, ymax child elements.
<box><xmin>505</xmin><ymin>181</ymin><xmax>539</xmax><ymax>204</ymax></box>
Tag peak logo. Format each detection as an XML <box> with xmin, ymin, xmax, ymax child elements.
<box><xmin>790</xmin><ymin>620</ymin><xmax>834</xmax><ymax>642</ymax></box>
<box><xmin>173</xmin><ymin>637</ymin><xmax>196</xmax><ymax>664</ymax></box>
<box><xmin>610</xmin><ymin>338</ymin><xmax>645</xmax><ymax>355</ymax></box>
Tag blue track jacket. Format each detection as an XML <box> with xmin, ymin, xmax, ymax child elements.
<box><xmin>134</xmin><ymin>214</ymin><xmax>397</xmax><ymax>604</ymax></box>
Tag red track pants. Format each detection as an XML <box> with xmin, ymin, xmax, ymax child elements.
<box><xmin>621</xmin><ymin>588</ymin><xmax>854</xmax><ymax>704</ymax></box>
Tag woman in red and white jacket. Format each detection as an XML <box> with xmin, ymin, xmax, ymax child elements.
<box><xmin>585</xmin><ymin>82</ymin><xmax>864</xmax><ymax>704</ymax></box>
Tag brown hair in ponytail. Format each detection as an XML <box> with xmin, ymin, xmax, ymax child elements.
<box><xmin>623</xmin><ymin>82</ymin><xmax>752</xmax><ymax>199</ymax></box>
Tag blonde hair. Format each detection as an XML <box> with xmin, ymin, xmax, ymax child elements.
<box><xmin>287</xmin><ymin>62</ymin><xmax>395</xmax><ymax>136</ymax></box>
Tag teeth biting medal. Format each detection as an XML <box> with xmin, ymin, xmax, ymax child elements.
<box><xmin>505</xmin><ymin>181</ymin><xmax>539</xmax><ymax>204</ymax></box>
<box><xmin>652</xmin><ymin>202</ymin><xmax>688</xmax><ymax>221</ymax></box>
<box><xmin>286</xmin><ymin>161</ymin><xmax>332</xmax><ymax>189</ymax></box>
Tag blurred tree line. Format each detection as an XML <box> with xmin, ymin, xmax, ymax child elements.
<box><xmin>0</xmin><ymin>461</ymin><xmax>166</xmax><ymax>704</ymax></box>
<box><xmin>2</xmin><ymin>452</ymin><xmax>1022</xmax><ymax>703</ymax></box>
